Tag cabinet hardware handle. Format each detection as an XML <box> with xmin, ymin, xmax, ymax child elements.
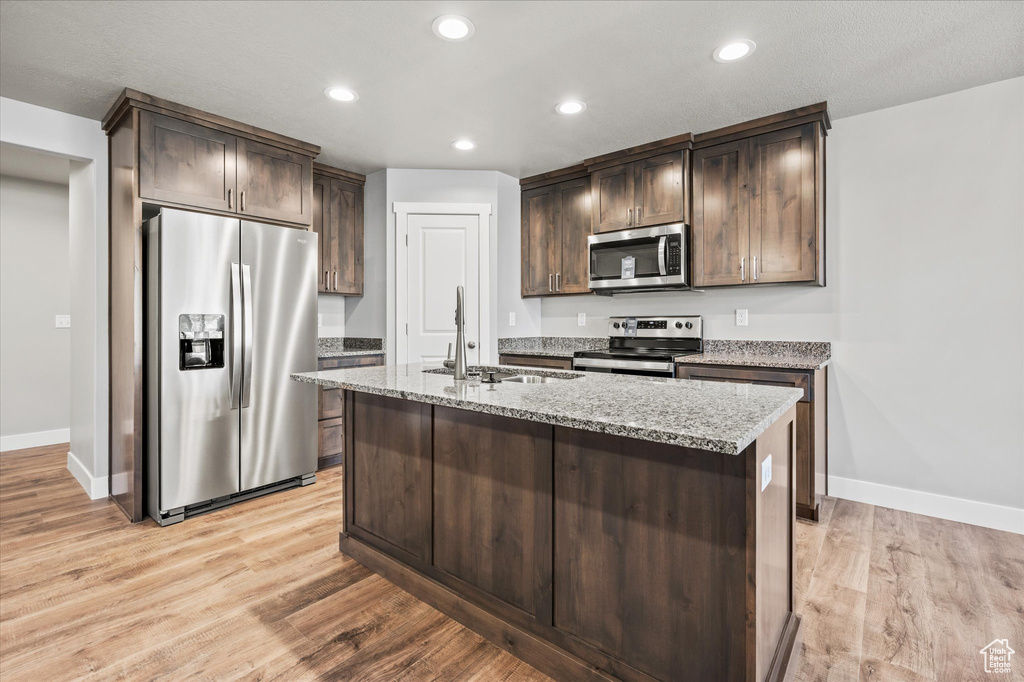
<box><xmin>627</xmin><ymin>208</ymin><xmax>632</xmax><ymax>226</ymax></box>
<box><xmin>740</xmin><ymin>257</ymin><xmax>745</xmax><ymax>282</ymax></box>
<box><xmin>324</xmin><ymin>270</ymin><xmax>329</xmax><ymax>289</ymax></box>
<box><xmin>240</xmin><ymin>190</ymin><xmax>246</xmax><ymax>212</ymax></box>
<box><xmin>556</xmin><ymin>273</ymin><xmax>561</xmax><ymax>291</ymax></box>
<box><xmin>753</xmin><ymin>256</ymin><xmax>758</xmax><ymax>281</ymax></box>
<box><xmin>334</xmin><ymin>271</ymin><xmax>338</xmax><ymax>290</ymax></box>
<box><xmin>549</xmin><ymin>274</ymin><xmax>553</xmax><ymax>292</ymax></box>
<box><xmin>227</xmin><ymin>188</ymin><xmax>233</xmax><ymax>209</ymax></box>
<box><xmin>636</xmin><ymin>206</ymin><xmax>642</xmax><ymax>224</ymax></box>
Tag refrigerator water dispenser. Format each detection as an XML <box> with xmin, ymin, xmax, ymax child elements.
<box><xmin>178</xmin><ymin>314</ymin><xmax>224</xmax><ymax>370</ymax></box>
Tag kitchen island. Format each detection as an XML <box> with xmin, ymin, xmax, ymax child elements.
<box><xmin>292</xmin><ymin>364</ymin><xmax>804</xmax><ymax>682</ymax></box>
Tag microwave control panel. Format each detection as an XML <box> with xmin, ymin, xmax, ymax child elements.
<box><xmin>666</xmin><ymin>236</ymin><xmax>682</xmax><ymax>275</ymax></box>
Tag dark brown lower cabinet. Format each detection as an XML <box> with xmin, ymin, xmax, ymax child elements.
<box><xmin>340</xmin><ymin>391</ymin><xmax>801</xmax><ymax>682</ymax></box>
<box><xmin>675</xmin><ymin>364</ymin><xmax>827</xmax><ymax>521</ymax></box>
<box><xmin>497</xmin><ymin>354</ymin><xmax>573</xmax><ymax>371</ymax></box>
<box><xmin>316</xmin><ymin>354</ymin><xmax>383</xmax><ymax>470</ymax></box>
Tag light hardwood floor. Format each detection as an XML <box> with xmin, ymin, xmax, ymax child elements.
<box><xmin>1</xmin><ymin>444</ymin><xmax>1021</xmax><ymax>681</ymax></box>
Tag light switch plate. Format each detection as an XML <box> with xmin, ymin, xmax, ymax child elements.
<box><xmin>509</xmin><ymin>312</ymin><xmax>516</xmax><ymax>327</ymax></box>
<box><xmin>55</xmin><ymin>314</ymin><xmax>71</xmax><ymax>329</ymax></box>
<box><xmin>761</xmin><ymin>455</ymin><xmax>772</xmax><ymax>491</ymax></box>
<box><xmin>735</xmin><ymin>309</ymin><xmax>748</xmax><ymax>326</ymax></box>
<box><xmin>577</xmin><ymin>312</ymin><xmax>586</xmax><ymax>327</ymax></box>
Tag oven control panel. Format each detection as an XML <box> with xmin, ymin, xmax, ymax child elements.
<box><xmin>608</xmin><ymin>315</ymin><xmax>702</xmax><ymax>339</ymax></box>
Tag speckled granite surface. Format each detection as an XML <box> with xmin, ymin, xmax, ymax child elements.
<box><xmin>497</xmin><ymin>336</ymin><xmax>608</xmax><ymax>358</ymax></box>
<box><xmin>317</xmin><ymin>337</ymin><xmax>385</xmax><ymax>359</ymax></box>
<box><xmin>678</xmin><ymin>340</ymin><xmax>831</xmax><ymax>370</ymax></box>
<box><xmin>292</xmin><ymin>363</ymin><xmax>802</xmax><ymax>455</ymax></box>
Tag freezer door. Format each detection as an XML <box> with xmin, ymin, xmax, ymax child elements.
<box><xmin>150</xmin><ymin>209</ymin><xmax>242</xmax><ymax>511</ymax></box>
<box><xmin>239</xmin><ymin>221</ymin><xmax>318</xmax><ymax>490</ymax></box>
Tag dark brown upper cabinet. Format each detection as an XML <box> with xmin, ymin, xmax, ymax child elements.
<box><xmin>693</xmin><ymin>122</ymin><xmax>825</xmax><ymax>287</ymax></box>
<box><xmin>313</xmin><ymin>164</ymin><xmax>365</xmax><ymax>296</ymax></box>
<box><xmin>590</xmin><ymin>150</ymin><xmax>687</xmax><ymax>234</ymax></box>
<box><xmin>236</xmin><ymin>138</ymin><xmax>311</xmax><ymax>225</ymax></box>
<box><xmin>521</xmin><ymin>176</ymin><xmax>592</xmax><ymax>297</ymax></box>
<box><xmin>138</xmin><ymin>109</ymin><xmax>312</xmax><ymax>228</ymax></box>
<box><xmin>139</xmin><ymin>111</ymin><xmax>237</xmax><ymax>212</ymax></box>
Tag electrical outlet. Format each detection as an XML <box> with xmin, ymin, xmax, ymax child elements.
<box><xmin>761</xmin><ymin>455</ymin><xmax>772</xmax><ymax>491</ymax></box>
<box><xmin>735</xmin><ymin>309</ymin><xmax>748</xmax><ymax>326</ymax></box>
<box><xmin>55</xmin><ymin>315</ymin><xmax>71</xmax><ymax>329</ymax></box>
<box><xmin>577</xmin><ymin>312</ymin><xmax>586</xmax><ymax>327</ymax></box>
<box><xmin>509</xmin><ymin>312</ymin><xmax>516</xmax><ymax>327</ymax></box>
<box><xmin>317</xmin><ymin>314</ymin><xmax>322</xmax><ymax>327</ymax></box>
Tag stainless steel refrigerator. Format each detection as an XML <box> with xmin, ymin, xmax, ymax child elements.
<box><xmin>144</xmin><ymin>208</ymin><xmax>317</xmax><ymax>525</ymax></box>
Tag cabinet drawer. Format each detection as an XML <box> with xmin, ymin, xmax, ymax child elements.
<box><xmin>675</xmin><ymin>365</ymin><xmax>811</xmax><ymax>402</ymax></box>
<box><xmin>319</xmin><ymin>387</ymin><xmax>344</xmax><ymax>420</ymax></box>
<box><xmin>499</xmin><ymin>354</ymin><xmax>573</xmax><ymax>370</ymax></box>
<box><xmin>318</xmin><ymin>354</ymin><xmax>383</xmax><ymax>370</ymax></box>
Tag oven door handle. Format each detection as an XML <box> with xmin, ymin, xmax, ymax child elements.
<box><xmin>657</xmin><ymin>236</ymin><xmax>667</xmax><ymax>276</ymax></box>
<box><xmin>573</xmin><ymin>357</ymin><xmax>674</xmax><ymax>373</ymax></box>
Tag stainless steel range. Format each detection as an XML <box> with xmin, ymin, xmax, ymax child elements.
<box><xmin>572</xmin><ymin>315</ymin><xmax>703</xmax><ymax>377</ymax></box>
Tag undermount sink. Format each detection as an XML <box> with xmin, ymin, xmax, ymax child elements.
<box><xmin>499</xmin><ymin>374</ymin><xmax>568</xmax><ymax>384</ymax></box>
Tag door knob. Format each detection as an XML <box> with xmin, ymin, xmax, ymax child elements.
<box><xmin>468</xmin><ymin>341</ymin><xmax>476</xmax><ymax>349</ymax></box>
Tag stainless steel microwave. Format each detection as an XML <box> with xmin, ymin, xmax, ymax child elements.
<box><xmin>588</xmin><ymin>223</ymin><xmax>688</xmax><ymax>293</ymax></box>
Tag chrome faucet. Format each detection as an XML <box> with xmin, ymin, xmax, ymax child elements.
<box><xmin>443</xmin><ymin>285</ymin><xmax>469</xmax><ymax>380</ymax></box>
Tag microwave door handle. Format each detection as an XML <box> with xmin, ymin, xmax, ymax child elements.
<box><xmin>230</xmin><ymin>263</ymin><xmax>242</xmax><ymax>409</ymax></box>
<box><xmin>657</xmin><ymin>236</ymin><xmax>667</xmax><ymax>276</ymax></box>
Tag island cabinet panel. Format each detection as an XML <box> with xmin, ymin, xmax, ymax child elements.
<box><xmin>347</xmin><ymin>393</ymin><xmax>432</xmax><ymax>562</ymax></box>
<box><xmin>139</xmin><ymin>111</ymin><xmax>236</xmax><ymax>212</ymax></box>
<box><xmin>432</xmin><ymin>407</ymin><xmax>553</xmax><ymax>621</ymax></box>
<box><xmin>236</xmin><ymin>137</ymin><xmax>312</xmax><ymax>225</ymax></box>
<box><xmin>552</xmin><ymin>426</ymin><xmax>749</xmax><ymax>682</ymax></box>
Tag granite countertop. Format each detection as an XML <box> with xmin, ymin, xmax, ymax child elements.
<box><xmin>498</xmin><ymin>348</ymin><xmax>578</xmax><ymax>358</ymax></box>
<box><xmin>317</xmin><ymin>337</ymin><xmax>385</xmax><ymax>359</ymax></box>
<box><xmin>677</xmin><ymin>340</ymin><xmax>831</xmax><ymax>371</ymax></box>
<box><xmin>291</xmin><ymin>363</ymin><xmax>802</xmax><ymax>455</ymax></box>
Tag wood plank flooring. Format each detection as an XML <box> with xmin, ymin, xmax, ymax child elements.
<box><xmin>1</xmin><ymin>444</ymin><xmax>1021</xmax><ymax>681</ymax></box>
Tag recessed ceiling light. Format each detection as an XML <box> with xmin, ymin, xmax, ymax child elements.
<box><xmin>713</xmin><ymin>39</ymin><xmax>756</xmax><ymax>63</ymax></box>
<box><xmin>324</xmin><ymin>86</ymin><xmax>359</xmax><ymax>102</ymax></box>
<box><xmin>452</xmin><ymin>139</ymin><xmax>475</xmax><ymax>151</ymax></box>
<box><xmin>432</xmin><ymin>15</ymin><xmax>475</xmax><ymax>41</ymax></box>
<box><xmin>556</xmin><ymin>100</ymin><xmax>587</xmax><ymax>115</ymax></box>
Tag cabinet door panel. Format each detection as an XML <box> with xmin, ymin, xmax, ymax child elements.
<box><xmin>236</xmin><ymin>138</ymin><xmax>311</xmax><ymax>226</ymax></box>
<box><xmin>750</xmin><ymin>124</ymin><xmax>817</xmax><ymax>283</ymax></box>
<box><xmin>349</xmin><ymin>393</ymin><xmax>432</xmax><ymax>562</ymax></box>
<box><xmin>433</xmin><ymin>407</ymin><xmax>553</xmax><ymax>619</ymax></box>
<box><xmin>521</xmin><ymin>185</ymin><xmax>558</xmax><ymax>296</ymax></box>
<box><xmin>555</xmin><ymin>177</ymin><xmax>592</xmax><ymax>294</ymax></box>
<box><xmin>311</xmin><ymin>175</ymin><xmax>330</xmax><ymax>292</ymax></box>
<box><xmin>329</xmin><ymin>179</ymin><xmax>364</xmax><ymax>295</ymax></box>
<box><xmin>590</xmin><ymin>163</ymin><xmax>634</xmax><ymax>233</ymax></box>
<box><xmin>634</xmin><ymin>151</ymin><xmax>684</xmax><ymax>227</ymax></box>
<box><xmin>692</xmin><ymin>140</ymin><xmax>750</xmax><ymax>287</ymax></box>
<box><xmin>139</xmin><ymin>111</ymin><xmax>236</xmax><ymax>211</ymax></box>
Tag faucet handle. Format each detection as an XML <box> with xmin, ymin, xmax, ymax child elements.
<box><xmin>447</xmin><ymin>342</ymin><xmax>453</xmax><ymax>360</ymax></box>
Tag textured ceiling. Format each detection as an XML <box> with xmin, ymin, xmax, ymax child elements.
<box><xmin>0</xmin><ymin>144</ymin><xmax>70</xmax><ymax>185</ymax></box>
<box><xmin>1</xmin><ymin>1</ymin><xmax>1021</xmax><ymax>177</ymax></box>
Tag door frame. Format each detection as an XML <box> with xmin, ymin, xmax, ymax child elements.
<box><xmin>394</xmin><ymin>202</ymin><xmax>493</xmax><ymax>365</ymax></box>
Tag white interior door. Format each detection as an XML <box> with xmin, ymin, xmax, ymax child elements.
<box><xmin>406</xmin><ymin>213</ymin><xmax>481</xmax><ymax>364</ymax></box>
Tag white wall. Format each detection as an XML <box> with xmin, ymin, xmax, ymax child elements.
<box><xmin>0</xmin><ymin>175</ymin><xmax>71</xmax><ymax>447</ymax></box>
<box><xmin>317</xmin><ymin>294</ymin><xmax>346</xmax><ymax>338</ymax></box>
<box><xmin>345</xmin><ymin>169</ymin><xmax>387</xmax><ymax>341</ymax></box>
<box><xmin>0</xmin><ymin>97</ymin><xmax>109</xmax><ymax>499</ymax></box>
<box><xmin>497</xmin><ymin>172</ymin><xmax>542</xmax><ymax>340</ymax></box>
<box><xmin>351</xmin><ymin>169</ymin><xmax>529</xmax><ymax>364</ymax></box>
<box><xmin>539</xmin><ymin>77</ymin><xmax>1024</xmax><ymax>532</ymax></box>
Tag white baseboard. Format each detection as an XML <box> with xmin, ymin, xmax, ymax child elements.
<box><xmin>829</xmin><ymin>475</ymin><xmax>1023</xmax><ymax>535</ymax></box>
<box><xmin>67</xmin><ymin>450</ymin><xmax>108</xmax><ymax>500</ymax></box>
<box><xmin>0</xmin><ymin>428</ymin><xmax>70</xmax><ymax>452</ymax></box>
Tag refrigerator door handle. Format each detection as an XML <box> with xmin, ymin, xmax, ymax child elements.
<box><xmin>241</xmin><ymin>264</ymin><xmax>254</xmax><ymax>408</ymax></box>
<box><xmin>230</xmin><ymin>263</ymin><xmax>242</xmax><ymax>409</ymax></box>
